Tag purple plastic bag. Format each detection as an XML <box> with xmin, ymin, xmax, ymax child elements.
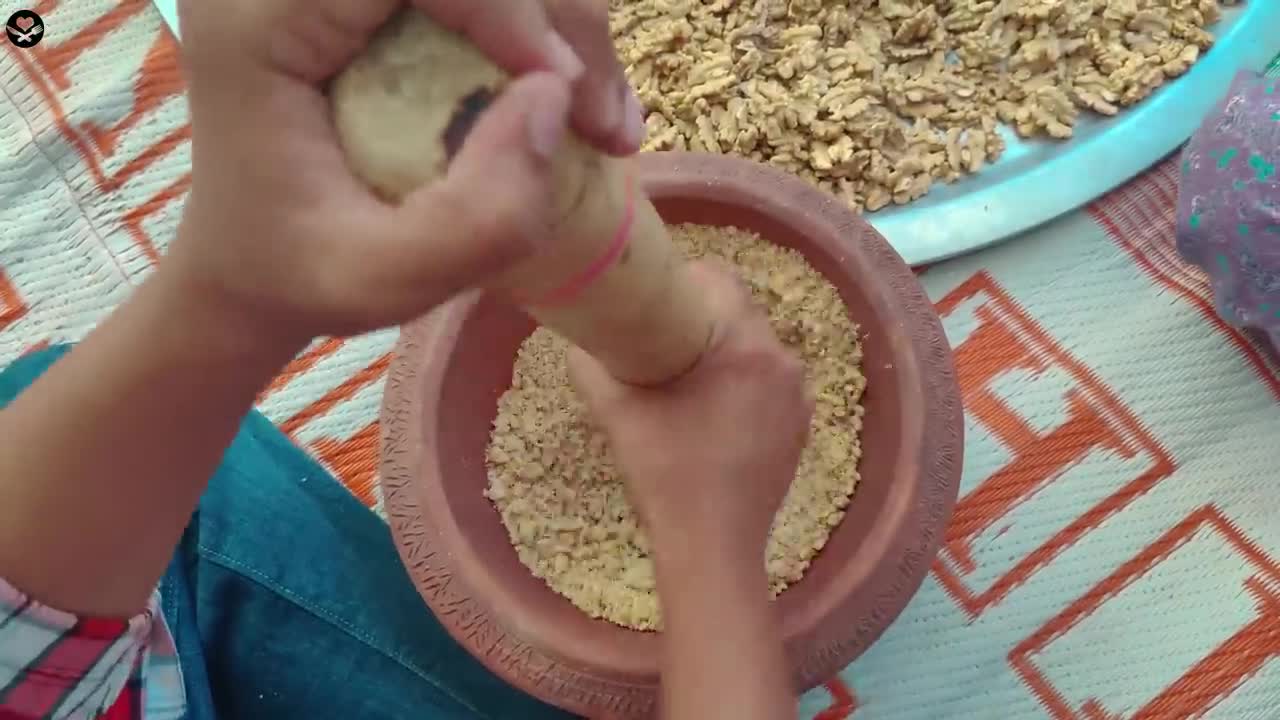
<box><xmin>1176</xmin><ymin>70</ymin><xmax>1280</xmax><ymax>345</ymax></box>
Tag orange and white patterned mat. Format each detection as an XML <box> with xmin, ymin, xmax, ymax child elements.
<box><xmin>1</xmin><ymin>2</ymin><xmax>1277</xmax><ymax>718</ymax></box>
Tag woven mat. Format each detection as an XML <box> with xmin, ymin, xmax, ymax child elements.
<box><xmin>2</xmin><ymin>3</ymin><xmax>1277</xmax><ymax>718</ymax></box>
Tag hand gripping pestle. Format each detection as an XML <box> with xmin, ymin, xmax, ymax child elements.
<box><xmin>329</xmin><ymin>10</ymin><xmax>715</xmax><ymax>386</ymax></box>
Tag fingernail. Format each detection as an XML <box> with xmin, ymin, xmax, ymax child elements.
<box><xmin>528</xmin><ymin>86</ymin><xmax>571</xmax><ymax>160</ymax></box>
<box><xmin>544</xmin><ymin>31</ymin><xmax>585</xmax><ymax>82</ymax></box>
<box><xmin>621</xmin><ymin>87</ymin><xmax>647</xmax><ymax>151</ymax></box>
<box><xmin>599</xmin><ymin>85</ymin><xmax>622</xmax><ymax>138</ymax></box>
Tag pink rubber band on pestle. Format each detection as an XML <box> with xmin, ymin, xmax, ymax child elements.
<box><xmin>517</xmin><ymin>173</ymin><xmax>637</xmax><ymax>308</ymax></box>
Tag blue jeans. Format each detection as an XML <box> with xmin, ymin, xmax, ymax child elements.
<box><xmin>0</xmin><ymin>346</ymin><xmax>573</xmax><ymax>720</ymax></box>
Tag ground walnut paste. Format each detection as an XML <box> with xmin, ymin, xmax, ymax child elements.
<box><xmin>485</xmin><ymin>224</ymin><xmax>866</xmax><ymax>631</ymax></box>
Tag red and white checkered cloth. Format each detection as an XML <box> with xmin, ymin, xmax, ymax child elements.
<box><xmin>0</xmin><ymin>581</ymin><xmax>184</xmax><ymax>719</ymax></box>
<box><xmin>1</xmin><ymin>3</ymin><xmax>1277</xmax><ymax>718</ymax></box>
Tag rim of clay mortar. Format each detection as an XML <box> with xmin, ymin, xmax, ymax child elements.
<box><xmin>379</xmin><ymin>151</ymin><xmax>963</xmax><ymax>718</ymax></box>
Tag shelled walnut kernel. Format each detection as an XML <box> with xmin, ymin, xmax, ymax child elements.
<box><xmin>611</xmin><ymin>0</ymin><xmax>1239</xmax><ymax>212</ymax></box>
<box><xmin>485</xmin><ymin>224</ymin><xmax>866</xmax><ymax>631</ymax></box>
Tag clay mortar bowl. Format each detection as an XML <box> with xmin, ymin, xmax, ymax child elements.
<box><xmin>379</xmin><ymin>151</ymin><xmax>963</xmax><ymax>718</ymax></box>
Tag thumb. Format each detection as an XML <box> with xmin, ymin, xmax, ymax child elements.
<box><xmin>376</xmin><ymin>72</ymin><xmax>572</xmax><ymax>301</ymax></box>
<box><xmin>567</xmin><ymin>345</ymin><xmax>628</xmax><ymax>421</ymax></box>
<box><xmin>569</xmin><ymin>260</ymin><xmax>747</xmax><ymax>411</ymax></box>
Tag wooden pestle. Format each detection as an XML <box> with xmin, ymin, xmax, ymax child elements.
<box><xmin>329</xmin><ymin>11</ymin><xmax>715</xmax><ymax>386</ymax></box>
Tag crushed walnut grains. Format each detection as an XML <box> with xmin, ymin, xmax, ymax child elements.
<box><xmin>612</xmin><ymin>0</ymin><xmax>1239</xmax><ymax>211</ymax></box>
<box><xmin>485</xmin><ymin>224</ymin><xmax>866</xmax><ymax>631</ymax></box>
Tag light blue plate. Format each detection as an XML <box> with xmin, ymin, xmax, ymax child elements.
<box><xmin>151</xmin><ymin>1</ymin><xmax>1280</xmax><ymax>266</ymax></box>
<box><xmin>868</xmin><ymin>3</ymin><xmax>1280</xmax><ymax>265</ymax></box>
<box><xmin>153</xmin><ymin>0</ymin><xmax>178</xmax><ymax>38</ymax></box>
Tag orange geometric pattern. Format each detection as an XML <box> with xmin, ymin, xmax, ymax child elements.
<box><xmin>932</xmin><ymin>271</ymin><xmax>1176</xmax><ymax>618</ymax></box>
<box><xmin>279</xmin><ymin>353</ymin><xmax>390</xmax><ymax>437</ymax></box>
<box><xmin>1010</xmin><ymin>505</ymin><xmax>1280</xmax><ymax>719</ymax></box>
<box><xmin>118</xmin><ymin>173</ymin><xmax>190</xmax><ymax>265</ymax></box>
<box><xmin>814</xmin><ymin>678</ymin><xmax>858</xmax><ymax>720</ymax></box>
<box><xmin>2</xmin><ymin>0</ymin><xmax>391</xmax><ymax>508</ymax></box>
<box><xmin>311</xmin><ymin>422</ymin><xmax>382</xmax><ymax>508</ymax></box>
<box><xmin>259</xmin><ymin>338</ymin><xmax>347</xmax><ymax>402</ymax></box>
<box><xmin>79</xmin><ymin>29</ymin><xmax>185</xmax><ymax>158</ymax></box>
<box><xmin>278</xmin><ymin>352</ymin><xmax>391</xmax><ymax>504</ymax></box>
<box><xmin>0</xmin><ymin>271</ymin><xmax>28</xmax><ymax>334</ymax></box>
<box><xmin>7</xmin><ymin>0</ymin><xmax>190</xmax><ymax>272</ymax></box>
<box><xmin>1089</xmin><ymin>157</ymin><xmax>1280</xmax><ymax>399</ymax></box>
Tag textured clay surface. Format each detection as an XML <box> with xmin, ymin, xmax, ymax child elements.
<box><xmin>379</xmin><ymin>152</ymin><xmax>963</xmax><ymax>718</ymax></box>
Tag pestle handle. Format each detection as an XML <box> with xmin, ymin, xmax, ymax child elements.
<box><xmin>329</xmin><ymin>10</ymin><xmax>715</xmax><ymax>386</ymax></box>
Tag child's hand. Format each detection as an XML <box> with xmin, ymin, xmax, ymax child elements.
<box><xmin>568</xmin><ymin>262</ymin><xmax>814</xmax><ymax>561</ymax></box>
<box><xmin>170</xmin><ymin>0</ymin><xmax>641</xmax><ymax>343</ymax></box>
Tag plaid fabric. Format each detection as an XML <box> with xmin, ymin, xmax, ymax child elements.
<box><xmin>0</xmin><ymin>581</ymin><xmax>184</xmax><ymax>720</ymax></box>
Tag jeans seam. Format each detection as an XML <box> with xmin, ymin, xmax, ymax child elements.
<box><xmin>194</xmin><ymin>543</ymin><xmax>492</xmax><ymax>720</ymax></box>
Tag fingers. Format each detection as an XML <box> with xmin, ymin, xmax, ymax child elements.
<box><xmin>416</xmin><ymin>0</ymin><xmax>641</xmax><ymax>156</ymax></box>
<box><xmin>362</xmin><ymin>72</ymin><xmax>573</xmax><ymax>306</ymax></box>
<box><xmin>681</xmin><ymin>260</ymin><xmax>770</xmax><ymax>355</ymax></box>
<box><xmin>683</xmin><ymin>260</ymin><xmax>807</xmax><ymax>412</ymax></box>
<box><xmin>569</xmin><ymin>260</ymin><xmax>767</xmax><ymax>412</ymax></box>
<box><xmin>413</xmin><ymin>0</ymin><xmax>586</xmax><ymax>81</ymax></box>
<box><xmin>272</xmin><ymin>0</ymin><xmax>404</xmax><ymax>82</ymax></box>
<box><xmin>684</xmin><ymin>260</ymin><xmax>755</xmax><ymax>319</ymax></box>
<box><xmin>545</xmin><ymin>0</ymin><xmax>645</xmax><ymax>155</ymax></box>
<box><xmin>187</xmin><ymin>0</ymin><xmax>408</xmax><ymax>84</ymax></box>
<box><xmin>567</xmin><ymin>345</ymin><xmax>622</xmax><ymax>420</ymax></box>
<box><xmin>255</xmin><ymin>0</ymin><xmax>638</xmax><ymax>156</ymax></box>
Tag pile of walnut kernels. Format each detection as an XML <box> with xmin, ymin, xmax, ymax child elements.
<box><xmin>612</xmin><ymin>0</ymin><xmax>1238</xmax><ymax>211</ymax></box>
<box><xmin>485</xmin><ymin>225</ymin><xmax>866</xmax><ymax>631</ymax></box>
